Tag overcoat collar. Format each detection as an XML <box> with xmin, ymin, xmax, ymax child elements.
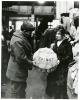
<box><xmin>13</xmin><ymin>31</ymin><xmax>32</xmax><ymax>50</ymax></box>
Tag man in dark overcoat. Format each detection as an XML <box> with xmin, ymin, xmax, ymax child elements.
<box><xmin>6</xmin><ymin>21</ymin><xmax>35</xmax><ymax>98</ymax></box>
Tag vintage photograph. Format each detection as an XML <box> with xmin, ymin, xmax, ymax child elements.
<box><xmin>1</xmin><ymin>0</ymin><xmax>79</xmax><ymax>99</ymax></box>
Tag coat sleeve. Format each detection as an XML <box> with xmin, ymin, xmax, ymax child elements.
<box><xmin>60</xmin><ymin>42</ymin><xmax>73</xmax><ymax>64</ymax></box>
<box><xmin>10</xmin><ymin>41</ymin><xmax>33</xmax><ymax>67</ymax></box>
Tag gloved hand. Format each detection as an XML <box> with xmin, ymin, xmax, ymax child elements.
<box><xmin>50</xmin><ymin>43</ymin><xmax>55</xmax><ymax>49</ymax></box>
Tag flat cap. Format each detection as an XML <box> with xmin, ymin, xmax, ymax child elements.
<box><xmin>21</xmin><ymin>22</ymin><xmax>35</xmax><ymax>31</ymax></box>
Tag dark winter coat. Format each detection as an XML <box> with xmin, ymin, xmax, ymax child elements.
<box><xmin>6</xmin><ymin>30</ymin><xmax>33</xmax><ymax>82</ymax></box>
<box><xmin>46</xmin><ymin>39</ymin><xmax>73</xmax><ymax>97</ymax></box>
<box><xmin>53</xmin><ymin>39</ymin><xmax>73</xmax><ymax>82</ymax></box>
<box><xmin>48</xmin><ymin>39</ymin><xmax>73</xmax><ymax>83</ymax></box>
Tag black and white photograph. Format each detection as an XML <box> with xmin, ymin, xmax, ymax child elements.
<box><xmin>1</xmin><ymin>0</ymin><xmax>79</xmax><ymax>99</ymax></box>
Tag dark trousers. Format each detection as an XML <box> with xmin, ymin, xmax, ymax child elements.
<box><xmin>10</xmin><ymin>81</ymin><xmax>27</xmax><ymax>98</ymax></box>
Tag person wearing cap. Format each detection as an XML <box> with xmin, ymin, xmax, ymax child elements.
<box><xmin>6</xmin><ymin>21</ymin><xmax>35</xmax><ymax>98</ymax></box>
<box><xmin>60</xmin><ymin>13</ymin><xmax>70</xmax><ymax>32</ymax></box>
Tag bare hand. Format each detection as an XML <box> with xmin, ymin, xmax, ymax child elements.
<box><xmin>33</xmin><ymin>61</ymin><xmax>37</xmax><ymax>67</ymax></box>
<box><xmin>50</xmin><ymin>43</ymin><xmax>55</xmax><ymax>49</ymax></box>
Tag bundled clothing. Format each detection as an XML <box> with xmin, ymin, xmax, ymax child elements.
<box><xmin>9</xmin><ymin>29</ymin><xmax>15</xmax><ymax>40</ymax></box>
<box><xmin>46</xmin><ymin>38</ymin><xmax>73</xmax><ymax>99</ymax></box>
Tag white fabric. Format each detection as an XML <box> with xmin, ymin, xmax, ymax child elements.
<box><xmin>68</xmin><ymin>60</ymin><xmax>78</xmax><ymax>94</ymax></box>
<box><xmin>70</xmin><ymin>26</ymin><xmax>79</xmax><ymax>40</ymax></box>
<box><xmin>33</xmin><ymin>48</ymin><xmax>59</xmax><ymax>69</ymax></box>
<box><xmin>72</xmin><ymin>43</ymin><xmax>79</xmax><ymax>59</ymax></box>
<box><xmin>57</xmin><ymin>40</ymin><xmax>63</xmax><ymax>47</ymax></box>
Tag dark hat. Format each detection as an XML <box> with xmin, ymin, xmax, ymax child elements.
<box><xmin>61</xmin><ymin>13</ymin><xmax>69</xmax><ymax>17</ymax></box>
<box><xmin>21</xmin><ymin>22</ymin><xmax>35</xmax><ymax>31</ymax></box>
<box><xmin>56</xmin><ymin>25</ymin><xmax>64</xmax><ymax>31</ymax></box>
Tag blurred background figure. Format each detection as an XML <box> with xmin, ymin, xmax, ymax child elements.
<box><xmin>1</xmin><ymin>26</ymin><xmax>10</xmax><ymax>85</ymax></box>
<box><xmin>9</xmin><ymin>26</ymin><xmax>15</xmax><ymax>40</ymax></box>
<box><xmin>1</xmin><ymin>26</ymin><xmax>10</xmax><ymax>98</ymax></box>
<box><xmin>60</xmin><ymin>13</ymin><xmax>70</xmax><ymax>32</ymax></box>
<box><xmin>70</xmin><ymin>16</ymin><xmax>79</xmax><ymax>46</ymax></box>
<box><xmin>67</xmin><ymin>15</ymin><xmax>79</xmax><ymax>99</ymax></box>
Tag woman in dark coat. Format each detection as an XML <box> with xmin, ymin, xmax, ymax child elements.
<box><xmin>46</xmin><ymin>28</ymin><xmax>73</xmax><ymax>99</ymax></box>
